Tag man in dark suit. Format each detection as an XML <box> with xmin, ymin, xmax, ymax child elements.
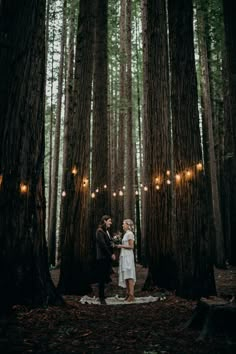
<box><xmin>96</xmin><ymin>215</ymin><xmax>116</xmax><ymax>304</ymax></box>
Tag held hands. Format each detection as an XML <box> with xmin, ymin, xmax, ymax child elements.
<box><xmin>116</xmin><ymin>244</ymin><xmax>122</xmax><ymax>249</ymax></box>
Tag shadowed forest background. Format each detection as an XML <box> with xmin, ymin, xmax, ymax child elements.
<box><xmin>0</xmin><ymin>0</ymin><xmax>236</xmax><ymax>352</ymax></box>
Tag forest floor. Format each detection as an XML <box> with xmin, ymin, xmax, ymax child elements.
<box><xmin>1</xmin><ymin>264</ymin><xmax>236</xmax><ymax>354</ymax></box>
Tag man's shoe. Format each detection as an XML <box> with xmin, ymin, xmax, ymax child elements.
<box><xmin>100</xmin><ymin>298</ymin><xmax>107</xmax><ymax>305</ymax></box>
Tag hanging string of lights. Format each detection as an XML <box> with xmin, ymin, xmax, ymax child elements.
<box><xmin>0</xmin><ymin>162</ymin><xmax>203</xmax><ymax>197</ymax></box>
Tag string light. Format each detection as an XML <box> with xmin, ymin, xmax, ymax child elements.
<box><xmin>71</xmin><ymin>166</ymin><xmax>78</xmax><ymax>175</ymax></box>
<box><xmin>1</xmin><ymin>161</ymin><xmax>204</xmax><ymax>198</ymax></box>
<box><xmin>175</xmin><ymin>174</ymin><xmax>181</xmax><ymax>182</ymax></box>
<box><xmin>20</xmin><ymin>182</ymin><xmax>28</xmax><ymax>194</ymax></box>
<box><xmin>196</xmin><ymin>162</ymin><xmax>203</xmax><ymax>171</ymax></box>
<box><xmin>83</xmin><ymin>181</ymin><xmax>87</xmax><ymax>187</ymax></box>
<box><xmin>186</xmin><ymin>170</ymin><xmax>192</xmax><ymax>179</ymax></box>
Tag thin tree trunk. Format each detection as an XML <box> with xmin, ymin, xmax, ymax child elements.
<box><xmin>196</xmin><ymin>2</ymin><xmax>225</xmax><ymax>267</ymax></box>
<box><xmin>141</xmin><ymin>0</ymin><xmax>148</xmax><ymax>266</ymax></box>
<box><xmin>223</xmin><ymin>0</ymin><xmax>236</xmax><ymax>265</ymax></box>
<box><xmin>124</xmin><ymin>0</ymin><xmax>134</xmax><ymax>220</ymax></box>
<box><xmin>58</xmin><ymin>0</ymin><xmax>76</xmax><ymax>265</ymax></box>
<box><xmin>116</xmin><ymin>0</ymin><xmax>126</xmax><ymax>230</ymax></box>
<box><xmin>48</xmin><ymin>0</ymin><xmax>67</xmax><ymax>266</ymax></box>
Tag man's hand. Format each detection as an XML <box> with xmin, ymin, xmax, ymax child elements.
<box><xmin>111</xmin><ymin>254</ymin><xmax>116</xmax><ymax>261</ymax></box>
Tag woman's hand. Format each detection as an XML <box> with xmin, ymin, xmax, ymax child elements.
<box><xmin>116</xmin><ymin>244</ymin><xmax>122</xmax><ymax>249</ymax></box>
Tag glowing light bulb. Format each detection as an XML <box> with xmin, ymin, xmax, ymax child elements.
<box><xmin>166</xmin><ymin>179</ymin><xmax>171</xmax><ymax>185</ymax></box>
<box><xmin>156</xmin><ymin>185</ymin><xmax>160</xmax><ymax>190</ymax></box>
<box><xmin>20</xmin><ymin>183</ymin><xmax>28</xmax><ymax>194</ymax></box>
<box><xmin>144</xmin><ymin>186</ymin><xmax>148</xmax><ymax>191</ymax></box>
<box><xmin>135</xmin><ymin>190</ymin><xmax>139</xmax><ymax>195</ymax></box>
<box><xmin>196</xmin><ymin>162</ymin><xmax>203</xmax><ymax>171</ymax></box>
<box><xmin>91</xmin><ymin>192</ymin><xmax>95</xmax><ymax>198</ymax></box>
<box><xmin>71</xmin><ymin>166</ymin><xmax>78</xmax><ymax>175</ymax></box>
<box><xmin>113</xmin><ymin>192</ymin><xmax>117</xmax><ymax>197</ymax></box>
<box><xmin>104</xmin><ymin>184</ymin><xmax>107</xmax><ymax>189</ymax></box>
<box><xmin>95</xmin><ymin>188</ymin><xmax>99</xmax><ymax>193</ymax></box>
<box><xmin>62</xmin><ymin>191</ymin><xmax>66</xmax><ymax>197</ymax></box>
<box><xmin>175</xmin><ymin>174</ymin><xmax>181</xmax><ymax>182</ymax></box>
<box><xmin>166</xmin><ymin>170</ymin><xmax>171</xmax><ymax>176</ymax></box>
<box><xmin>119</xmin><ymin>190</ymin><xmax>124</xmax><ymax>196</ymax></box>
<box><xmin>186</xmin><ymin>170</ymin><xmax>192</xmax><ymax>178</ymax></box>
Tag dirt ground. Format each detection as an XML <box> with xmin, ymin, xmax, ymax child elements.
<box><xmin>1</xmin><ymin>264</ymin><xmax>236</xmax><ymax>354</ymax></box>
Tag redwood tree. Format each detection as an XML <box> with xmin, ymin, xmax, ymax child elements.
<box><xmin>142</xmin><ymin>0</ymin><xmax>174</xmax><ymax>290</ymax></box>
<box><xmin>58</xmin><ymin>0</ymin><xmax>95</xmax><ymax>294</ymax></box>
<box><xmin>0</xmin><ymin>0</ymin><xmax>62</xmax><ymax>310</ymax></box>
<box><xmin>222</xmin><ymin>0</ymin><xmax>236</xmax><ymax>265</ymax></box>
<box><xmin>168</xmin><ymin>0</ymin><xmax>216</xmax><ymax>298</ymax></box>
<box><xmin>91</xmin><ymin>0</ymin><xmax>109</xmax><ymax>231</ymax></box>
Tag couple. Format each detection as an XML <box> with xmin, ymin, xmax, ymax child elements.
<box><xmin>95</xmin><ymin>215</ymin><xmax>136</xmax><ymax>305</ymax></box>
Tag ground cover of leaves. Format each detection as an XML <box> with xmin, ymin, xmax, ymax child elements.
<box><xmin>2</xmin><ymin>265</ymin><xmax>236</xmax><ymax>354</ymax></box>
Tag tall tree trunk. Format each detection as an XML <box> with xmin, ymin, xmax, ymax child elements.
<box><xmin>196</xmin><ymin>1</ymin><xmax>225</xmax><ymax>267</ymax></box>
<box><xmin>48</xmin><ymin>0</ymin><xmax>67</xmax><ymax>266</ymax></box>
<box><xmin>168</xmin><ymin>0</ymin><xmax>216</xmax><ymax>298</ymax></box>
<box><xmin>124</xmin><ymin>0</ymin><xmax>134</xmax><ymax>220</ymax></box>
<box><xmin>58</xmin><ymin>0</ymin><xmax>76</xmax><ymax>265</ymax></box>
<box><xmin>143</xmin><ymin>0</ymin><xmax>173</xmax><ymax>290</ymax></box>
<box><xmin>222</xmin><ymin>0</ymin><xmax>236</xmax><ymax>265</ymax></box>
<box><xmin>141</xmin><ymin>0</ymin><xmax>148</xmax><ymax>266</ymax></box>
<box><xmin>47</xmin><ymin>7</ymin><xmax>55</xmax><ymax>238</ymax></box>
<box><xmin>0</xmin><ymin>0</ymin><xmax>62</xmax><ymax>310</ymax></box>
<box><xmin>134</xmin><ymin>2</ymin><xmax>142</xmax><ymax>263</ymax></box>
<box><xmin>116</xmin><ymin>0</ymin><xmax>126</xmax><ymax>230</ymax></box>
<box><xmin>91</xmin><ymin>0</ymin><xmax>109</xmax><ymax>232</ymax></box>
<box><xmin>58</xmin><ymin>0</ymin><xmax>95</xmax><ymax>294</ymax></box>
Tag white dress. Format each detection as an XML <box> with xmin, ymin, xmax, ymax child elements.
<box><xmin>118</xmin><ymin>231</ymin><xmax>136</xmax><ymax>288</ymax></box>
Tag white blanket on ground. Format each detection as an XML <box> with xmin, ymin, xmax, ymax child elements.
<box><xmin>80</xmin><ymin>295</ymin><xmax>166</xmax><ymax>305</ymax></box>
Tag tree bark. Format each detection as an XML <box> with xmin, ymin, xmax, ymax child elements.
<box><xmin>58</xmin><ymin>0</ymin><xmax>95</xmax><ymax>294</ymax></box>
<box><xmin>48</xmin><ymin>0</ymin><xmax>67</xmax><ymax>266</ymax></box>
<box><xmin>168</xmin><ymin>0</ymin><xmax>216</xmax><ymax>298</ymax></box>
<box><xmin>0</xmin><ymin>0</ymin><xmax>62</xmax><ymax>310</ymax></box>
<box><xmin>91</xmin><ymin>0</ymin><xmax>109</xmax><ymax>231</ymax></box>
<box><xmin>143</xmin><ymin>0</ymin><xmax>173</xmax><ymax>290</ymax></box>
<box><xmin>196</xmin><ymin>1</ymin><xmax>225</xmax><ymax>268</ymax></box>
<box><xmin>222</xmin><ymin>0</ymin><xmax>236</xmax><ymax>265</ymax></box>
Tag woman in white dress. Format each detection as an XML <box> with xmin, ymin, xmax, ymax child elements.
<box><xmin>117</xmin><ymin>219</ymin><xmax>136</xmax><ymax>302</ymax></box>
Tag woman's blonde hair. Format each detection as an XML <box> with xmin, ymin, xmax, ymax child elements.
<box><xmin>123</xmin><ymin>219</ymin><xmax>134</xmax><ymax>231</ymax></box>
